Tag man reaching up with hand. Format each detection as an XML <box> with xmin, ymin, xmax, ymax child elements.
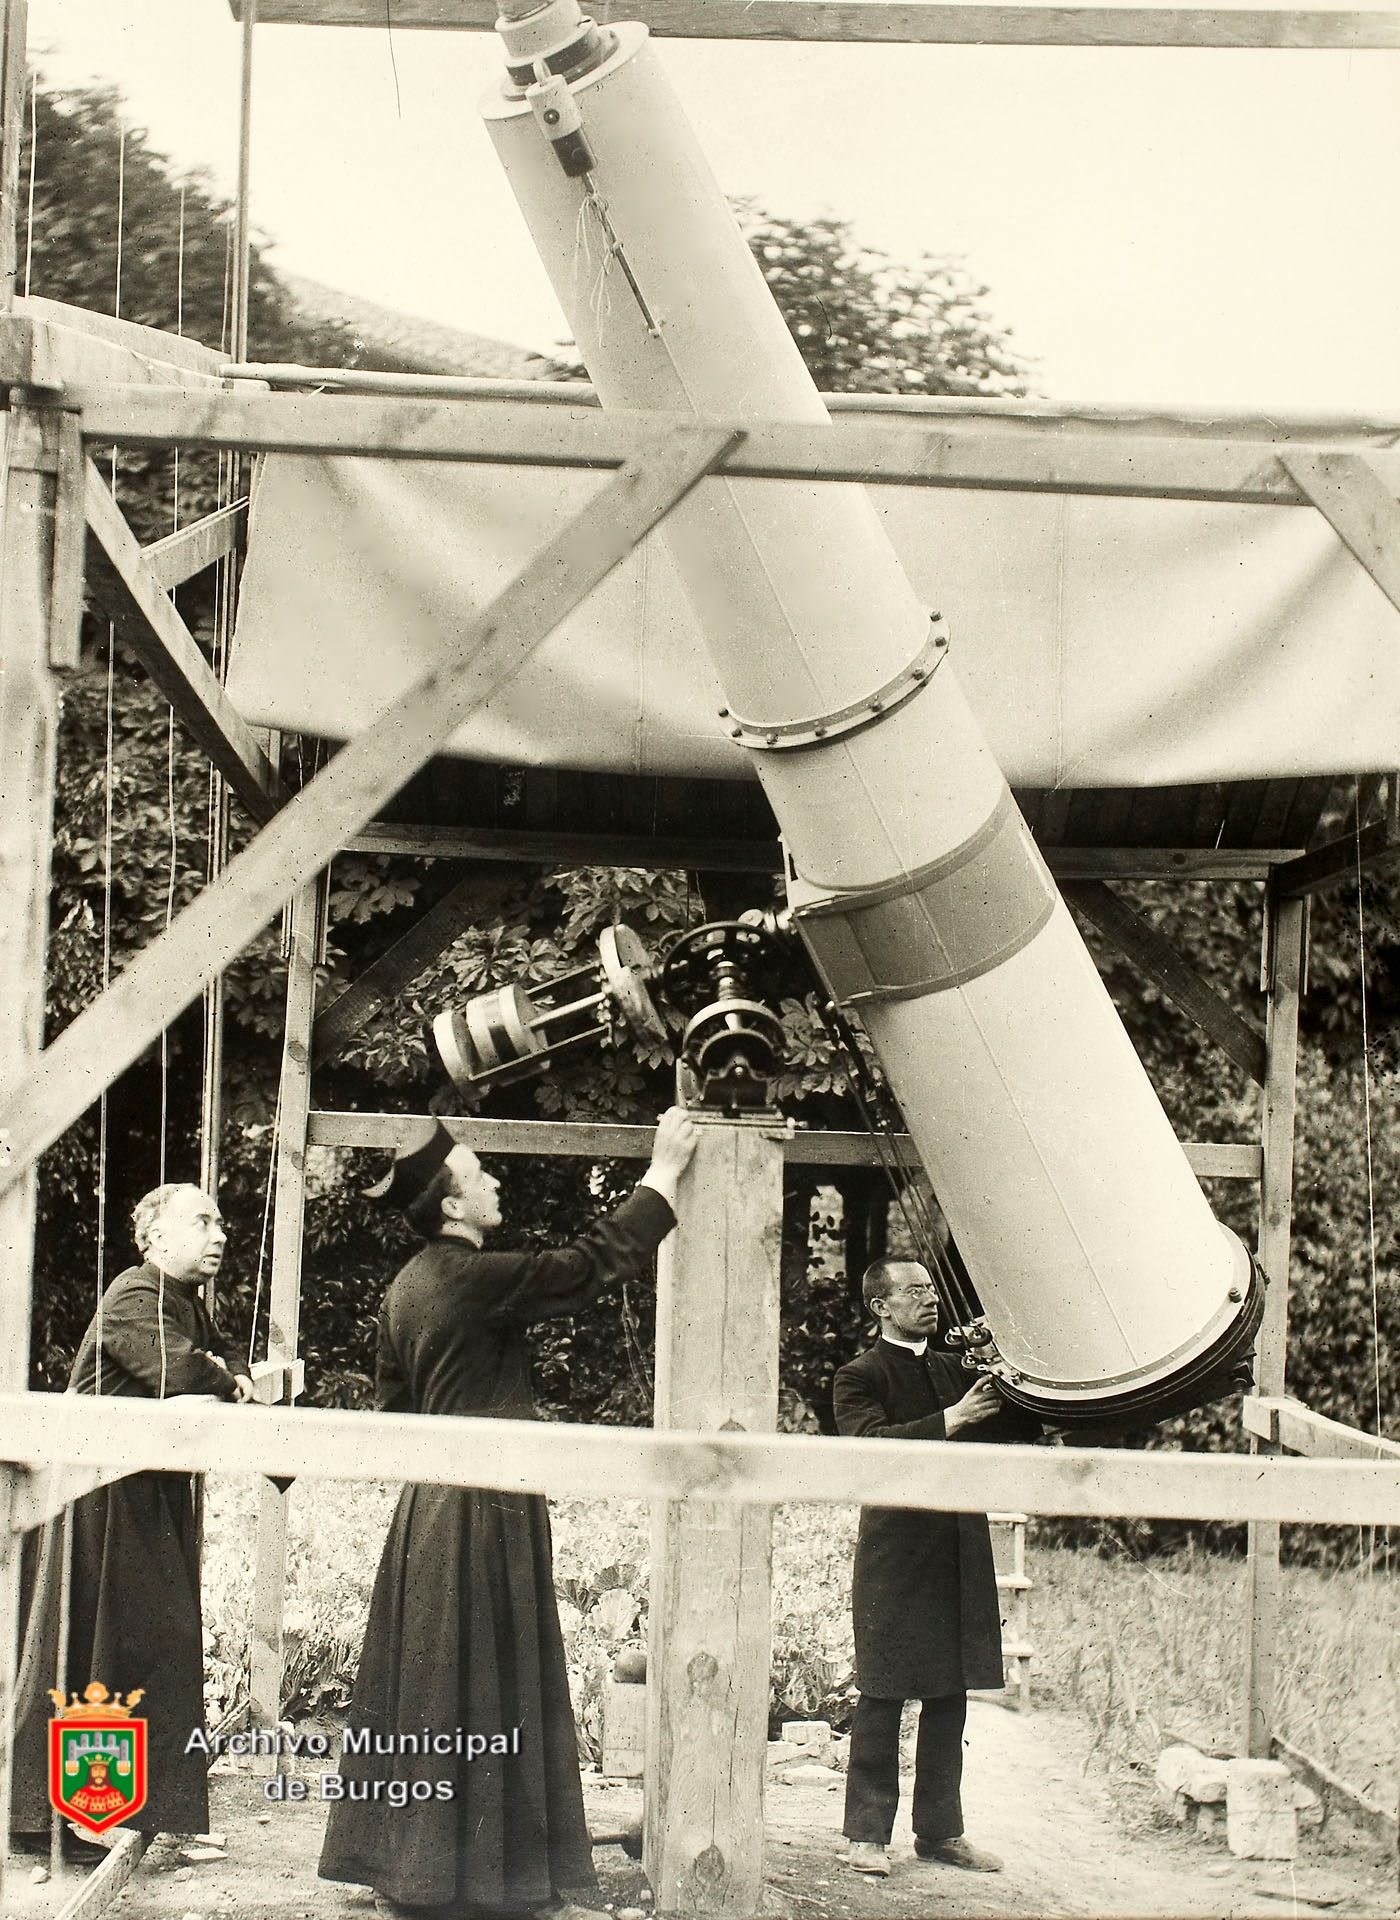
<box><xmin>320</xmin><ymin>1106</ymin><xmax>698</xmax><ymax>1920</ymax></box>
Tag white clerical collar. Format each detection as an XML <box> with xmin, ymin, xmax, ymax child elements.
<box><xmin>880</xmin><ymin>1332</ymin><xmax>928</xmax><ymax>1356</ymax></box>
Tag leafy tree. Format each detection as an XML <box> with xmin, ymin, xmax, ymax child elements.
<box><xmin>736</xmin><ymin>202</ymin><xmax>1028</xmax><ymax>396</ymax></box>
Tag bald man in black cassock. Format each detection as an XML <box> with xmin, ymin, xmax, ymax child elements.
<box><xmin>10</xmin><ymin>1184</ymin><xmax>253</xmax><ymax>1859</ymax></box>
<box><xmin>319</xmin><ymin>1107</ymin><xmax>697</xmax><ymax>1920</ymax></box>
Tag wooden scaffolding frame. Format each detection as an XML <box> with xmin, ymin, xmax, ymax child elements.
<box><xmin>2</xmin><ymin>0</ymin><xmax>1400</xmax><ymax>1909</ymax></box>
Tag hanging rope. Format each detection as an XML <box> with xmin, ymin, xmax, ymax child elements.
<box><xmin>22</xmin><ymin>69</ymin><xmax>35</xmax><ymax>298</ymax></box>
<box><xmin>1352</xmin><ymin>790</ymin><xmax>1387</xmax><ymax>1574</ymax></box>
<box><xmin>157</xmin><ymin>187</ymin><xmax>190</xmax><ymax>1188</ymax></box>
<box><xmin>1353</xmin><ymin>794</ymin><xmax>1383</xmax><ymax>1441</ymax></box>
<box><xmin>158</xmin><ymin>710</ymin><xmax>178</xmax><ymax>1185</ymax></box>
<box><xmin>198</xmin><ymin>203</ymin><xmax>239</xmax><ymax>1208</ymax></box>
<box><xmin>48</xmin><ymin>1505</ymin><xmax>73</xmax><ymax>1875</ymax></box>
<box><xmin>94</xmin><ymin>125</ymin><xmax>127</xmax><ymax>1398</ymax></box>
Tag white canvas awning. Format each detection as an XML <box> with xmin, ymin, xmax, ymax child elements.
<box><xmin>228</xmin><ymin>395</ymin><xmax>1400</xmax><ymax>790</ymax></box>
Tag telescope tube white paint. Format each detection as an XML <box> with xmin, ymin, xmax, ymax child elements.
<box><xmin>482</xmin><ymin>17</ymin><xmax>1257</xmax><ymax>1414</ymax></box>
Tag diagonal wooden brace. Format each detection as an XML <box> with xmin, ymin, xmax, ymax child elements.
<box><xmin>1063</xmin><ymin>878</ymin><xmax>1267</xmax><ymax>1085</ymax></box>
<box><xmin>140</xmin><ymin>496</ymin><xmax>248</xmax><ymax>592</ymax></box>
<box><xmin>0</xmin><ymin>424</ymin><xmax>742</xmax><ymax>1193</ymax></box>
<box><xmin>84</xmin><ymin>461</ymin><xmax>283</xmax><ymax>822</ymax></box>
<box><xmin>1280</xmin><ymin>448</ymin><xmax>1400</xmax><ymax>618</ymax></box>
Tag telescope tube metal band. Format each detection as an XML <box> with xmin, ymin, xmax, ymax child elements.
<box><xmin>792</xmin><ymin>791</ymin><xmax>1057</xmax><ymax>1005</ymax></box>
<box><xmin>719</xmin><ymin>619</ymin><xmax>948</xmax><ymax>752</ymax></box>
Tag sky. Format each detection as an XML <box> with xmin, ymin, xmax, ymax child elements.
<box><xmin>25</xmin><ymin>0</ymin><xmax>1400</xmax><ymax>413</ymax></box>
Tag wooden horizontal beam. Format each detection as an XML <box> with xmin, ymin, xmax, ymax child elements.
<box><xmin>1047</xmin><ymin>847</ymin><xmax>1301</xmax><ymax>880</ymax></box>
<box><xmin>1243</xmin><ymin>1394</ymin><xmax>1400</xmax><ymax>1461</ymax></box>
<box><xmin>1186</xmin><ymin>1141</ymin><xmax>1263</xmax><ymax>1180</ymax></box>
<box><xmin>313</xmin><ymin>869</ymin><xmax>527</xmax><ymax>1066</ymax></box>
<box><xmin>9</xmin><ymin>1361</ymin><xmax>304</xmax><ymax>1531</ymax></box>
<box><xmin>218</xmin><ymin>364</ymin><xmax>1400</xmax><ymax>442</ymax></box>
<box><xmin>83</xmin><ymin>464</ymin><xmax>282</xmax><ymax>824</ymax></box>
<box><xmin>348</xmin><ymin>820</ymin><xmax>783</xmax><ymax>873</ymax></box>
<box><xmin>8</xmin><ymin>1461</ymin><xmax>130</xmax><ymax>1534</ymax></box>
<box><xmin>307</xmin><ymin>1108</ymin><xmax>1262</xmax><ymax>1178</ymax></box>
<box><xmin>4</xmin><ymin>1390</ymin><xmax>1398</xmax><ymax>1524</ymax></box>
<box><xmin>0</xmin><ymin>298</ymin><xmax>226</xmax><ymax>393</ymax></box>
<box><xmin>70</xmin><ymin>386</ymin><xmax>1400</xmax><ymax>507</ymax></box>
<box><xmin>228</xmin><ymin>0</ymin><xmax>1400</xmax><ymax>52</ymax></box>
<box><xmin>249</xmin><ymin>1357</ymin><xmax>306</xmax><ymax>1406</ymax></box>
<box><xmin>350</xmin><ymin>822</ymin><xmax>1301</xmax><ymax>879</ymax></box>
<box><xmin>0</xmin><ymin>426</ymin><xmax>738</xmax><ymax>1195</ymax></box>
<box><xmin>1063</xmin><ymin>878</ymin><xmax>1267</xmax><ymax>1084</ymax></box>
<box><xmin>140</xmin><ymin>498</ymin><xmax>248</xmax><ymax>592</ymax></box>
<box><xmin>311</xmin><ymin>1109</ymin><xmax>915</xmax><ymax>1165</ymax></box>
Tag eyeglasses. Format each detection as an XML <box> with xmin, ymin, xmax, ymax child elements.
<box><xmin>896</xmin><ymin>1283</ymin><xmax>937</xmax><ymax>1299</ymax></box>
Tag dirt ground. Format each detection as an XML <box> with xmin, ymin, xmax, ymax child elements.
<box><xmin>7</xmin><ymin>1702</ymin><xmax>1397</xmax><ymax>1920</ymax></box>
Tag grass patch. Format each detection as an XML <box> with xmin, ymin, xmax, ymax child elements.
<box><xmin>1029</xmin><ymin>1538</ymin><xmax>1397</xmax><ymax>1815</ymax></box>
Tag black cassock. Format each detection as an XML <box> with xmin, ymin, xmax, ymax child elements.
<box><xmin>11</xmin><ymin>1265</ymin><xmax>247</xmax><ymax>1839</ymax></box>
<box><xmin>833</xmin><ymin>1339</ymin><xmax>1037</xmax><ymax>1700</ymax></box>
<box><xmin>318</xmin><ymin>1186</ymin><xmax>675</xmax><ymax>1917</ymax></box>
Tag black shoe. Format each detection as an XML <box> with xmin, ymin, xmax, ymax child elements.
<box><xmin>914</xmin><ymin>1835</ymin><xmax>1003</xmax><ymax>1872</ymax></box>
<box><xmin>13</xmin><ymin>1827</ymin><xmax>110</xmax><ymax>1864</ymax></box>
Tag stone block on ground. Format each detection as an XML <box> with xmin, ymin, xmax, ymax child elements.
<box><xmin>1157</xmin><ymin>1743</ymin><xmax>1231</xmax><ymax>1806</ymax></box>
<box><xmin>778</xmin><ymin>1761</ymin><xmax>841</xmax><ymax>1788</ymax></box>
<box><xmin>781</xmin><ymin>1720</ymin><xmax>833</xmax><ymax>1746</ymax></box>
<box><xmin>1157</xmin><ymin>1742</ymin><xmax>1233</xmax><ymax>1827</ymax></box>
<box><xmin>1226</xmin><ymin>1759</ymin><xmax>1298</xmax><ymax>1860</ymax></box>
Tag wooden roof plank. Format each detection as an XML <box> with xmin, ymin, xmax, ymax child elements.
<box><xmin>1277</xmin><ymin>774</ymin><xmax>1342</xmax><ymax>847</ymax></box>
<box><xmin>227</xmin><ymin>0</ymin><xmax>1400</xmax><ymax>53</ymax></box>
<box><xmin>67</xmin><ymin>386</ymin><xmax>1400</xmax><ymax>506</ymax></box>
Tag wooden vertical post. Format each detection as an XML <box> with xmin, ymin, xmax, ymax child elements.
<box><xmin>248</xmin><ymin>883</ymin><xmax>318</xmax><ymax>1730</ymax></box>
<box><xmin>1243</xmin><ymin>884</ymin><xmax>1305</xmax><ymax>1758</ymax></box>
<box><xmin>0</xmin><ymin>7</ymin><xmax>45</xmax><ymax>1888</ymax></box>
<box><xmin>646</xmin><ymin>1117</ymin><xmax>782</xmax><ymax>1916</ymax></box>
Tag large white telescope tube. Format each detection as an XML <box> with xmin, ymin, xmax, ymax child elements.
<box><xmin>482</xmin><ymin>7</ymin><xmax>1262</xmax><ymax>1424</ymax></box>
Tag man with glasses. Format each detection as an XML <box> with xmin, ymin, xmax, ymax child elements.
<box><xmin>834</xmin><ymin>1256</ymin><xmax>1037</xmax><ymax>1880</ymax></box>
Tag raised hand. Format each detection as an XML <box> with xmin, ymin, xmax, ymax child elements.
<box><xmin>943</xmin><ymin>1374</ymin><xmax>1003</xmax><ymax>1438</ymax></box>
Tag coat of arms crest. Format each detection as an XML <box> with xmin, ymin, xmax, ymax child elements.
<box><xmin>47</xmin><ymin>1682</ymin><xmax>148</xmax><ymax>1834</ymax></box>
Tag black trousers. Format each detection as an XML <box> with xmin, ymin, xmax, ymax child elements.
<box><xmin>842</xmin><ymin>1692</ymin><xmax>967</xmax><ymax>1845</ymax></box>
